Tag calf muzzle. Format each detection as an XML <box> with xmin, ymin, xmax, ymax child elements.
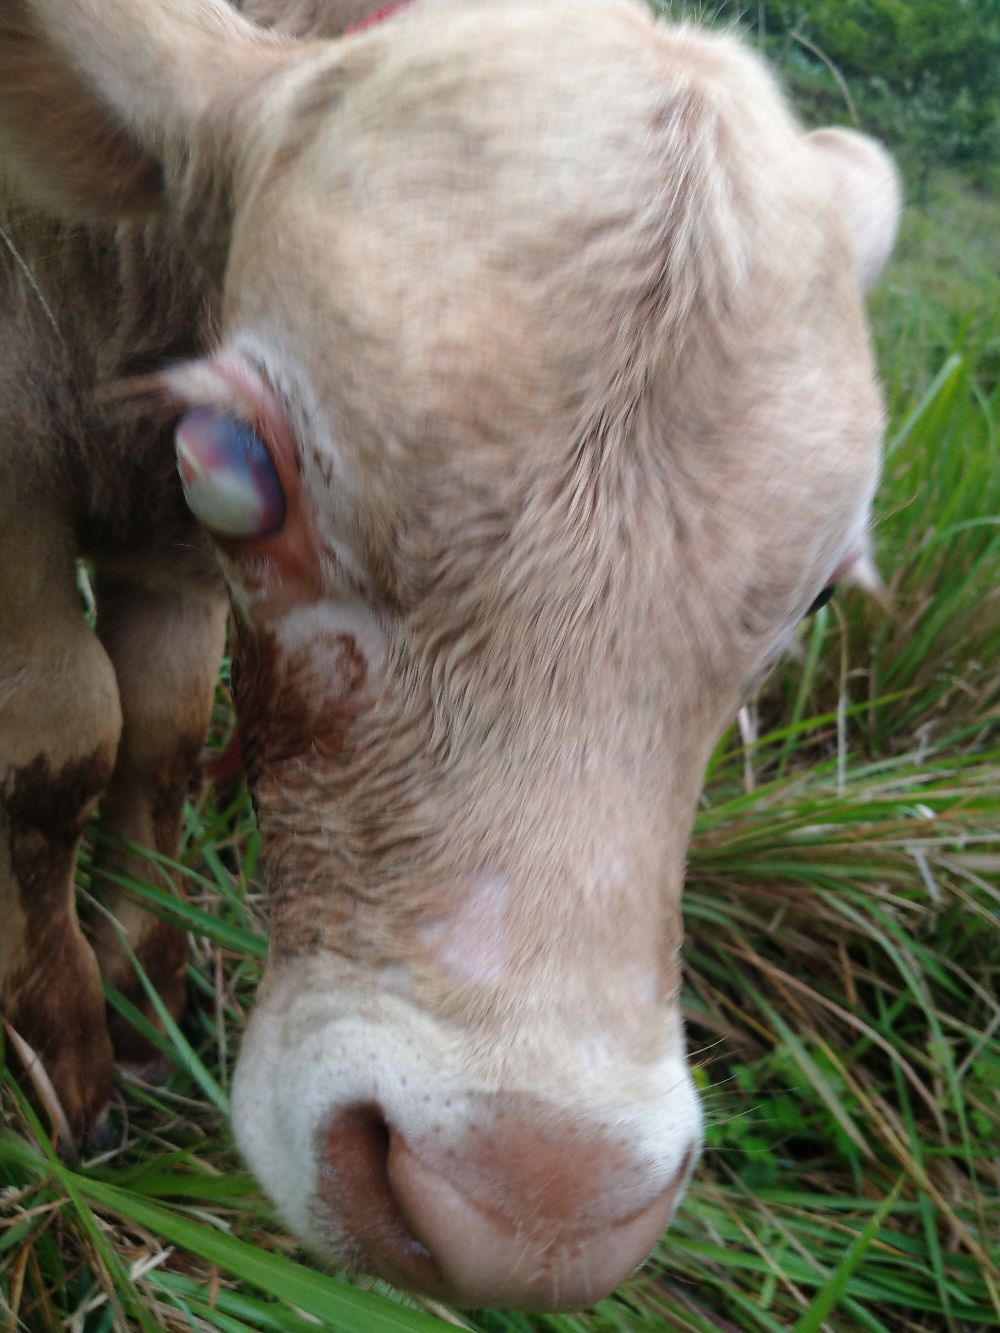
<box><xmin>318</xmin><ymin>1092</ymin><xmax>694</xmax><ymax>1310</ymax></box>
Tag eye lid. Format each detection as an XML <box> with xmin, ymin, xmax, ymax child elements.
<box><xmin>163</xmin><ymin>355</ymin><xmax>294</xmax><ymax>459</ymax></box>
<box><xmin>170</xmin><ymin>355</ymin><xmax>322</xmax><ymax>601</ymax></box>
<box><xmin>806</xmin><ymin>583</ymin><xmax>836</xmax><ymax>616</ymax></box>
<box><xmin>160</xmin><ymin>359</ymin><xmax>257</xmax><ymax>427</ymax></box>
<box><xmin>804</xmin><ymin>537</ymin><xmax>885</xmax><ymax>616</ymax></box>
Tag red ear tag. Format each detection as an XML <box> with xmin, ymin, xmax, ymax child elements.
<box><xmin>346</xmin><ymin>1</ymin><xmax>414</xmax><ymax>36</ymax></box>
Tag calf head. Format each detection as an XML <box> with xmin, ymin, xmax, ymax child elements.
<box><xmin>0</xmin><ymin>0</ymin><xmax>900</xmax><ymax>1309</ymax></box>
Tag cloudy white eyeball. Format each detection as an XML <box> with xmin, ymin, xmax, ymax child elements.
<box><xmin>176</xmin><ymin>409</ymin><xmax>286</xmax><ymax>539</ymax></box>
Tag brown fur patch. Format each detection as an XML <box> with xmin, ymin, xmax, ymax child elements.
<box><xmin>3</xmin><ymin>910</ymin><xmax>115</xmax><ymax>1145</ymax></box>
<box><xmin>232</xmin><ymin>622</ymin><xmax>369</xmax><ymax>779</ymax></box>
<box><xmin>93</xmin><ymin>735</ymin><xmax>203</xmax><ymax>1064</ymax></box>
<box><xmin>149</xmin><ymin>735</ymin><xmax>205</xmax><ymax>853</ymax></box>
<box><xmin>3</xmin><ymin>749</ymin><xmax>114</xmax><ymax>910</ymax></box>
<box><xmin>1</xmin><ymin>750</ymin><xmax>117</xmax><ymax>1145</ymax></box>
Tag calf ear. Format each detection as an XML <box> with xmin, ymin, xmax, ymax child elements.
<box><xmin>241</xmin><ymin>0</ymin><xmax>379</xmax><ymax>38</ymax></box>
<box><xmin>0</xmin><ymin>2</ymin><xmax>162</xmax><ymax>218</ymax></box>
<box><xmin>807</xmin><ymin>128</ymin><xmax>902</xmax><ymax>291</ymax></box>
<box><xmin>0</xmin><ymin>0</ymin><xmax>288</xmax><ymax>267</ymax></box>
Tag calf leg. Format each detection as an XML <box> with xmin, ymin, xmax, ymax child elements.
<box><xmin>87</xmin><ymin>571</ymin><xmax>227</xmax><ymax>1067</ymax></box>
<box><xmin>0</xmin><ymin>517</ymin><xmax>121</xmax><ymax>1145</ymax></box>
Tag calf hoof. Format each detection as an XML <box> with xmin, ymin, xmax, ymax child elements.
<box><xmin>93</xmin><ymin>917</ymin><xmax>189</xmax><ymax>1070</ymax></box>
<box><xmin>4</xmin><ymin>1006</ymin><xmax>115</xmax><ymax>1157</ymax></box>
<box><xmin>116</xmin><ymin>1049</ymin><xmax>177</xmax><ymax>1089</ymax></box>
<box><xmin>86</xmin><ymin>1106</ymin><xmax>118</xmax><ymax>1155</ymax></box>
<box><xmin>105</xmin><ymin>961</ymin><xmax>187</xmax><ymax>1071</ymax></box>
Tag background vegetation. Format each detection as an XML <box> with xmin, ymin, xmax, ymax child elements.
<box><xmin>686</xmin><ymin>0</ymin><xmax>1000</xmax><ymax>191</ymax></box>
<box><xmin>2</xmin><ymin>2</ymin><xmax>998</xmax><ymax>1330</ymax></box>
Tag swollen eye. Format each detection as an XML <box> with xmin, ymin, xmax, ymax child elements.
<box><xmin>176</xmin><ymin>408</ymin><xmax>286</xmax><ymax>539</ymax></box>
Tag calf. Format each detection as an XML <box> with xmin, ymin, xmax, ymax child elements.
<box><xmin>0</xmin><ymin>0</ymin><xmax>900</xmax><ymax>1311</ymax></box>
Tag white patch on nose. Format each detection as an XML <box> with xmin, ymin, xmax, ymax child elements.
<box><xmin>588</xmin><ymin>845</ymin><xmax>631</xmax><ymax>899</ymax></box>
<box><xmin>377</xmin><ymin>963</ymin><xmax>412</xmax><ymax>998</ymax></box>
<box><xmin>625</xmin><ymin>965</ymin><xmax>660</xmax><ymax>1006</ymax></box>
<box><xmin>232</xmin><ymin>958</ymin><xmax>704</xmax><ymax>1273</ymax></box>
<box><xmin>419</xmin><ymin>873</ymin><xmax>511</xmax><ymax>986</ymax></box>
<box><xmin>578</xmin><ymin>1034</ymin><xmax>615</xmax><ymax>1078</ymax></box>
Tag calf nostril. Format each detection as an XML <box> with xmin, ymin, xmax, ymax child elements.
<box><xmin>319</xmin><ymin>1103</ymin><xmax>443</xmax><ymax>1295</ymax></box>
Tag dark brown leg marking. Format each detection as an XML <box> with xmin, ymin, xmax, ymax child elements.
<box><xmin>87</xmin><ymin>572</ymin><xmax>227</xmax><ymax>1068</ymax></box>
<box><xmin>2</xmin><ymin>750</ymin><xmax>117</xmax><ymax>1147</ymax></box>
<box><xmin>0</xmin><ymin>515</ymin><xmax>124</xmax><ymax>1149</ymax></box>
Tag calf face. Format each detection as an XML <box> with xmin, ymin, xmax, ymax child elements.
<box><xmin>0</xmin><ymin>0</ymin><xmax>900</xmax><ymax>1310</ymax></box>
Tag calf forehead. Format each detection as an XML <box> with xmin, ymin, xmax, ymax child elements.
<box><xmin>225</xmin><ymin>13</ymin><xmax>811</xmax><ymax>526</ymax></box>
<box><xmin>234</xmin><ymin>28</ymin><xmax>682</xmax><ymax>408</ymax></box>
<box><xmin>228</xmin><ymin>4</ymin><xmax>800</xmax><ymax>417</ymax></box>
<box><xmin>218</xmin><ymin>2</ymin><xmax>881</xmax><ymax>685</ymax></box>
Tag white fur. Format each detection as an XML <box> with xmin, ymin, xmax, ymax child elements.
<box><xmin>231</xmin><ymin>958</ymin><xmax>703</xmax><ymax>1249</ymax></box>
<box><xmin>418</xmin><ymin>872</ymin><xmax>512</xmax><ymax>986</ymax></box>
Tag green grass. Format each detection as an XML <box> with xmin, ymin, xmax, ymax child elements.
<box><xmin>3</xmin><ymin>147</ymin><xmax>999</xmax><ymax>1333</ymax></box>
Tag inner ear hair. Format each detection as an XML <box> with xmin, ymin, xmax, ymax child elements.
<box><xmin>807</xmin><ymin>127</ymin><xmax>901</xmax><ymax>291</ymax></box>
<box><xmin>0</xmin><ymin>3</ymin><xmax>165</xmax><ymax>219</ymax></box>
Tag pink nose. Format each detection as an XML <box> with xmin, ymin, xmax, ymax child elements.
<box><xmin>319</xmin><ymin>1095</ymin><xmax>694</xmax><ymax>1310</ymax></box>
